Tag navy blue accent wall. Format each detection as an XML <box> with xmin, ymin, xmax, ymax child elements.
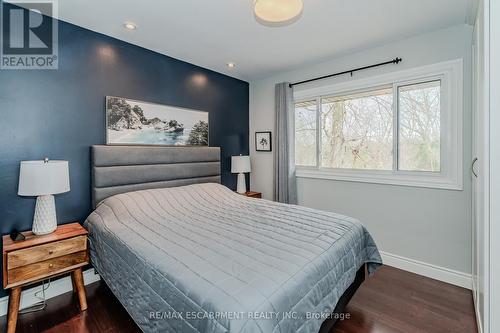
<box><xmin>0</xmin><ymin>8</ymin><xmax>249</xmax><ymax>295</ymax></box>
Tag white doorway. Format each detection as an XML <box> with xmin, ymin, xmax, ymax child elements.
<box><xmin>471</xmin><ymin>0</ymin><xmax>499</xmax><ymax>332</ymax></box>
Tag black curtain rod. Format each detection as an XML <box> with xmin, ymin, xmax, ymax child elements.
<box><xmin>289</xmin><ymin>57</ymin><xmax>403</xmax><ymax>88</ymax></box>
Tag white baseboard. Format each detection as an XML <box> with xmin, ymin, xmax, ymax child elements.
<box><xmin>380</xmin><ymin>251</ymin><xmax>472</xmax><ymax>289</ymax></box>
<box><xmin>0</xmin><ymin>268</ymin><xmax>100</xmax><ymax>317</ymax></box>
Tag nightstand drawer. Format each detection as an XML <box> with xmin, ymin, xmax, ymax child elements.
<box><xmin>7</xmin><ymin>251</ymin><xmax>88</xmax><ymax>287</ymax></box>
<box><xmin>7</xmin><ymin>235</ymin><xmax>86</xmax><ymax>269</ymax></box>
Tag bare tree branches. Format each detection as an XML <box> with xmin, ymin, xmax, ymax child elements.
<box><xmin>295</xmin><ymin>80</ymin><xmax>441</xmax><ymax>172</ymax></box>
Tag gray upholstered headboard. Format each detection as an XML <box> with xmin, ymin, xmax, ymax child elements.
<box><xmin>91</xmin><ymin>145</ymin><xmax>221</xmax><ymax>207</ymax></box>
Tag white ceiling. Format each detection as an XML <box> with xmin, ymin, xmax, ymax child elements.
<box><xmin>55</xmin><ymin>0</ymin><xmax>474</xmax><ymax>81</ymax></box>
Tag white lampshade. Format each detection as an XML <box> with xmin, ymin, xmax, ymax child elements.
<box><xmin>231</xmin><ymin>155</ymin><xmax>251</xmax><ymax>173</ymax></box>
<box><xmin>18</xmin><ymin>160</ymin><xmax>70</xmax><ymax>196</ymax></box>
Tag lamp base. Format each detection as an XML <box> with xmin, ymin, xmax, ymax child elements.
<box><xmin>32</xmin><ymin>195</ymin><xmax>57</xmax><ymax>235</ymax></box>
<box><xmin>236</xmin><ymin>173</ymin><xmax>247</xmax><ymax>194</ymax></box>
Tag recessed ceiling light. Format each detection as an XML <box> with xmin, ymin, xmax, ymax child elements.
<box><xmin>227</xmin><ymin>62</ymin><xmax>236</xmax><ymax>69</ymax></box>
<box><xmin>254</xmin><ymin>0</ymin><xmax>303</xmax><ymax>26</ymax></box>
<box><xmin>123</xmin><ymin>22</ymin><xmax>137</xmax><ymax>30</ymax></box>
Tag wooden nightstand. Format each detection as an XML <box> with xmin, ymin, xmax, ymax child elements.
<box><xmin>242</xmin><ymin>191</ymin><xmax>262</xmax><ymax>198</ymax></box>
<box><xmin>2</xmin><ymin>223</ymin><xmax>89</xmax><ymax>333</ymax></box>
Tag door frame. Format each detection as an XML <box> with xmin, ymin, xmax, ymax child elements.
<box><xmin>489</xmin><ymin>0</ymin><xmax>499</xmax><ymax>331</ymax></box>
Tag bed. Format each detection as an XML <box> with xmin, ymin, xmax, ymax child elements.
<box><xmin>85</xmin><ymin>145</ymin><xmax>382</xmax><ymax>333</ymax></box>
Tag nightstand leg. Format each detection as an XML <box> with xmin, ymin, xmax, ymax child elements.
<box><xmin>71</xmin><ymin>268</ymin><xmax>87</xmax><ymax>311</ymax></box>
<box><xmin>71</xmin><ymin>273</ymin><xmax>77</xmax><ymax>292</ymax></box>
<box><xmin>7</xmin><ymin>287</ymin><xmax>21</xmax><ymax>333</ymax></box>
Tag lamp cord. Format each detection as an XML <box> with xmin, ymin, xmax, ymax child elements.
<box><xmin>18</xmin><ymin>279</ymin><xmax>50</xmax><ymax>314</ymax></box>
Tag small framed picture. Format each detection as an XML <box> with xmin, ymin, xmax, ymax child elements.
<box><xmin>255</xmin><ymin>131</ymin><xmax>272</xmax><ymax>152</ymax></box>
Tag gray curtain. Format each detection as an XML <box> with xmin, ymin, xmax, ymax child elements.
<box><xmin>273</xmin><ymin>82</ymin><xmax>297</xmax><ymax>204</ymax></box>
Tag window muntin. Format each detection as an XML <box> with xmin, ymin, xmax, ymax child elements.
<box><xmin>398</xmin><ymin>80</ymin><xmax>441</xmax><ymax>172</ymax></box>
<box><xmin>320</xmin><ymin>87</ymin><xmax>393</xmax><ymax>170</ymax></box>
<box><xmin>294</xmin><ymin>100</ymin><xmax>317</xmax><ymax>167</ymax></box>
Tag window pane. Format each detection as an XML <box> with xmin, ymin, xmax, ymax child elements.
<box><xmin>320</xmin><ymin>88</ymin><xmax>393</xmax><ymax>170</ymax></box>
<box><xmin>398</xmin><ymin>80</ymin><xmax>441</xmax><ymax>172</ymax></box>
<box><xmin>295</xmin><ymin>100</ymin><xmax>317</xmax><ymax>166</ymax></box>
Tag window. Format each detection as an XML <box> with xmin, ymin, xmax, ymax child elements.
<box><xmin>320</xmin><ymin>87</ymin><xmax>393</xmax><ymax>170</ymax></box>
<box><xmin>398</xmin><ymin>81</ymin><xmax>441</xmax><ymax>172</ymax></box>
<box><xmin>293</xmin><ymin>60</ymin><xmax>463</xmax><ymax>190</ymax></box>
<box><xmin>295</xmin><ymin>100</ymin><xmax>317</xmax><ymax>166</ymax></box>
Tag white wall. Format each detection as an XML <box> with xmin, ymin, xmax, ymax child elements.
<box><xmin>249</xmin><ymin>24</ymin><xmax>473</xmax><ymax>275</ymax></box>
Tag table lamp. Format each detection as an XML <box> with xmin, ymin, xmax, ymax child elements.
<box><xmin>231</xmin><ymin>155</ymin><xmax>251</xmax><ymax>194</ymax></box>
<box><xmin>18</xmin><ymin>158</ymin><xmax>70</xmax><ymax>235</ymax></box>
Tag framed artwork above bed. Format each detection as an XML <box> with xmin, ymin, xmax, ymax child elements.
<box><xmin>105</xmin><ymin>96</ymin><xmax>209</xmax><ymax>146</ymax></box>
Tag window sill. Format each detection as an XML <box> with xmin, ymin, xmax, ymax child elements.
<box><xmin>295</xmin><ymin>168</ymin><xmax>463</xmax><ymax>191</ymax></box>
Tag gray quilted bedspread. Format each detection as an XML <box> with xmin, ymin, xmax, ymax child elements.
<box><xmin>84</xmin><ymin>183</ymin><xmax>382</xmax><ymax>333</ymax></box>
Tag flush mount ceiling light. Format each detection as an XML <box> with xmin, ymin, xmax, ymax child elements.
<box><xmin>254</xmin><ymin>0</ymin><xmax>303</xmax><ymax>26</ymax></box>
<box><xmin>227</xmin><ymin>62</ymin><xmax>236</xmax><ymax>69</ymax></box>
<box><xmin>123</xmin><ymin>22</ymin><xmax>137</xmax><ymax>30</ymax></box>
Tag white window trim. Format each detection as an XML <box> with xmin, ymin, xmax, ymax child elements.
<box><xmin>294</xmin><ymin>59</ymin><xmax>463</xmax><ymax>191</ymax></box>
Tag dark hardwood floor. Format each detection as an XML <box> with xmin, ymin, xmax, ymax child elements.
<box><xmin>0</xmin><ymin>266</ymin><xmax>477</xmax><ymax>333</ymax></box>
<box><xmin>334</xmin><ymin>266</ymin><xmax>477</xmax><ymax>333</ymax></box>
